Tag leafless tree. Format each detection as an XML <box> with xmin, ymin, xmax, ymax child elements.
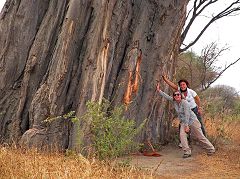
<box><xmin>175</xmin><ymin>0</ymin><xmax>240</xmax><ymax>91</ymax></box>
<box><xmin>176</xmin><ymin>43</ymin><xmax>240</xmax><ymax>91</ymax></box>
<box><xmin>200</xmin><ymin>43</ymin><xmax>240</xmax><ymax>90</ymax></box>
<box><xmin>180</xmin><ymin>0</ymin><xmax>240</xmax><ymax>52</ymax></box>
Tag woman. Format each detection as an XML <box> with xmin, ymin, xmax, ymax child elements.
<box><xmin>162</xmin><ymin>75</ymin><xmax>206</xmax><ymax>136</ymax></box>
<box><xmin>156</xmin><ymin>83</ymin><xmax>215</xmax><ymax>158</ymax></box>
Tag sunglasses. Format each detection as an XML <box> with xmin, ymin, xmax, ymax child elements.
<box><xmin>173</xmin><ymin>93</ymin><xmax>181</xmax><ymax>96</ymax></box>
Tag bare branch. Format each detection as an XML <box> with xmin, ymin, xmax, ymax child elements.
<box><xmin>199</xmin><ymin>42</ymin><xmax>229</xmax><ymax>90</ymax></box>
<box><xmin>177</xmin><ymin>43</ymin><xmax>239</xmax><ymax>91</ymax></box>
<box><xmin>180</xmin><ymin>0</ymin><xmax>240</xmax><ymax>52</ymax></box>
<box><xmin>201</xmin><ymin>57</ymin><xmax>240</xmax><ymax>91</ymax></box>
<box><xmin>181</xmin><ymin>0</ymin><xmax>216</xmax><ymax>45</ymax></box>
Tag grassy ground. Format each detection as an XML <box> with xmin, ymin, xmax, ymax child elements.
<box><xmin>0</xmin><ymin>146</ymin><xmax>157</xmax><ymax>178</ymax></box>
<box><xmin>0</xmin><ymin>118</ymin><xmax>239</xmax><ymax>179</ymax></box>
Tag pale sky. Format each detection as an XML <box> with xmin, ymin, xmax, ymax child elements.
<box><xmin>185</xmin><ymin>1</ymin><xmax>240</xmax><ymax>92</ymax></box>
<box><xmin>0</xmin><ymin>0</ymin><xmax>240</xmax><ymax>91</ymax></box>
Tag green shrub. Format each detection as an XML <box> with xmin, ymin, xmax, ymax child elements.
<box><xmin>82</xmin><ymin>100</ymin><xmax>144</xmax><ymax>160</ymax></box>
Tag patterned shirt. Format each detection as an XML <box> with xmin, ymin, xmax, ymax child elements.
<box><xmin>159</xmin><ymin>90</ymin><xmax>197</xmax><ymax>126</ymax></box>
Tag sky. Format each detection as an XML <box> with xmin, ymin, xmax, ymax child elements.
<box><xmin>185</xmin><ymin>1</ymin><xmax>240</xmax><ymax>92</ymax></box>
<box><xmin>0</xmin><ymin>0</ymin><xmax>240</xmax><ymax>91</ymax></box>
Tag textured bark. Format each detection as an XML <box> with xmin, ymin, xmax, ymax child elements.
<box><xmin>0</xmin><ymin>0</ymin><xmax>188</xmax><ymax>151</ymax></box>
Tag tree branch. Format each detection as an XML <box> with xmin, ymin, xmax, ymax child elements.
<box><xmin>201</xmin><ymin>57</ymin><xmax>240</xmax><ymax>91</ymax></box>
<box><xmin>180</xmin><ymin>0</ymin><xmax>240</xmax><ymax>52</ymax></box>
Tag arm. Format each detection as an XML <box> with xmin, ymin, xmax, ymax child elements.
<box><xmin>194</xmin><ymin>95</ymin><xmax>202</xmax><ymax>114</ymax></box>
<box><xmin>189</xmin><ymin>88</ymin><xmax>200</xmax><ymax>107</ymax></box>
<box><xmin>159</xmin><ymin>91</ymin><xmax>173</xmax><ymax>101</ymax></box>
<box><xmin>194</xmin><ymin>95</ymin><xmax>201</xmax><ymax>108</ymax></box>
<box><xmin>191</xmin><ymin>89</ymin><xmax>202</xmax><ymax>114</ymax></box>
<box><xmin>162</xmin><ymin>75</ymin><xmax>178</xmax><ymax>90</ymax></box>
<box><xmin>156</xmin><ymin>83</ymin><xmax>173</xmax><ymax>101</ymax></box>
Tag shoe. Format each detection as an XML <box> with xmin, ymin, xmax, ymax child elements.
<box><xmin>178</xmin><ymin>143</ymin><xmax>182</xmax><ymax>148</ymax></box>
<box><xmin>183</xmin><ymin>153</ymin><xmax>191</xmax><ymax>158</ymax></box>
<box><xmin>207</xmin><ymin>150</ymin><xmax>215</xmax><ymax>156</ymax></box>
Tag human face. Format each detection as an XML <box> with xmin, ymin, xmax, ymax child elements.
<box><xmin>173</xmin><ymin>92</ymin><xmax>181</xmax><ymax>101</ymax></box>
<box><xmin>179</xmin><ymin>82</ymin><xmax>187</xmax><ymax>91</ymax></box>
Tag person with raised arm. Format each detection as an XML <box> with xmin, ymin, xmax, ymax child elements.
<box><xmin>162</xmin><ymin>75</ymin><xmax>206</xmax><ymax>136</ymax></box>
<box><xmin>156</xmin><ymin>83</ymin><xmax>215</xmax><ymax>158</ymax></box>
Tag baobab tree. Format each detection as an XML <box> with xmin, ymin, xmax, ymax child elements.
<box><xmin>0</xmin><ymin>0</ymin><xmax>239</xmax><ymax>152</ymax></box>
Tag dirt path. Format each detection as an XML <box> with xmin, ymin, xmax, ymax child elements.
<box><xmin>124</xmin><ymin>143</ymin><xmax>240</xmax><ymax>178</ymax></box>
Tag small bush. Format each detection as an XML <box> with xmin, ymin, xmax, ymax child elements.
<box><xmin>82</xmin><ymin>100</ymin><xmax>143</xmax><ymax>160</ymax></box>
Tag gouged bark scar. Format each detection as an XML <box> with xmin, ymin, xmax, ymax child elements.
<box><xmin>99</xmin><ymin>40</ymin><xmax>110</xmax><ymax>103</ymax></box>
<box><xmin>123</xmin><ymin>43</ymin><xmax>142</xmax><ymax>107</ymax></box>
<box><xmin>92</xmin><ymin>1</ymin><xmax>112</xmax><ymax>102</ymax></box>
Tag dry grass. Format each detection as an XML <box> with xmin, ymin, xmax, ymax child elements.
<box><xmin>177</xmin><ymin>152</ymin><xmax>240</xmax><ymax>178</ymax></box>
<box><xmin>1</xmin><ymin>118</ymin><xmax>239</xmax><ymax>179</ymax></box>
<box><xmin>176</xmin><ymin>118</ymin><xmax>240</xmax><ymax>179</ymax></box>
<box><xmin>0</xmin><ymin>146</ymin><xmax>156</xmax><ymax>179</ymax></box>
<box><xmin>204</xmin><ymin>116</ymin><xmax>240</xmax><ymax>146</ymax></box>
<box><xmin>185</xmin><ymin>143</ymin><xmax>240</xmax><ymax>179</ymax></box>
<box><xmin>191</xmin><ymin>117</ymin><xmax>240</xmax><ymax>178</ymax></box>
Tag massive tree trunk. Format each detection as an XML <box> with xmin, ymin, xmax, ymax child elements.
<box><xmin>0</xmin><ymin>0</ymin><xmax>188</xmax><ymax>151</ymax></box>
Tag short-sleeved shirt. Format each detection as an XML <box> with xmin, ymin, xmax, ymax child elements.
<box><xmin>178</xmin><ymin>87</ymin><xmax>197</xmax><ymax>109</ymax></box>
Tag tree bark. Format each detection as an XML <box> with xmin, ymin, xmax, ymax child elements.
<box><xmin>0</xmin><ymin>0</ymin><xmax>188</xmax><ymax>151</ymax></box>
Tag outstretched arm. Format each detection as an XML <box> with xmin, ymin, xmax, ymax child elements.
<box><xmin>156</xmin><ymin>83</ymin><xmax>173</xmax><ymax>101</ymax></box>
<box><xmin>162</xmin><ymin>74</ymin><xmax>178</xmax><ymax>90</ymax></box>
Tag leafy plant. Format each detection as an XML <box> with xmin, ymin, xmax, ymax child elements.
<box><xmin>82</xmin><ymin>100</ymin><xmax>144</xmax><ymax>160</ymax></box>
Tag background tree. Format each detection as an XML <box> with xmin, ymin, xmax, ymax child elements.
<box><xmin>180</xmin><ymin>0</ymin><xmax>240</xmax><ymax>52</ymax></box>
<box><xmin>175</xmin><ymin>43</ymin><xmax>240</xmax><ymax>91</ymax></box>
